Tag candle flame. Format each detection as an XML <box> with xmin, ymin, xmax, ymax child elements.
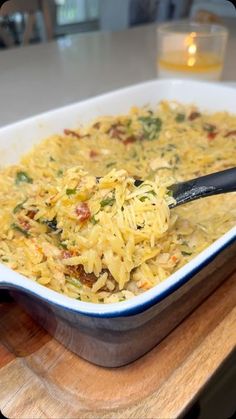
<box><xmin>187</xmin><ymin>56</ymin><xmax>196</xmax><ymax>67</ymax></box>
<box><xmin>188</xmin><ymin>43</ymin><xmax>197</xmax><ymax>55</ymax></box>
<box><xmin>184</xmin><ymin>32</ymin><xmax>197</xmax><ymax>47</ymax></box>
<box><xmin>186</xmin><ymin>34</ymin><xmax>197</xmax><ymax>67</ymax></box>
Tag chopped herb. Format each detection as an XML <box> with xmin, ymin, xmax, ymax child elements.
<box><xmin>130</xmin><ymin>150</ymin><xmax>138</xmax><ymax>159</ymax></box>
<box><xmin>98</xmin><ymin>297</ymin><xmax>104</xmax><ymax>303</ymax></box>
<box><xmin>13</xmin><ymin>200</ymin><xmax>26</xmax><ymax>214</ymax></box>
<box><xmin>181</xmin><ymin>251</ymin><xmax>192</xmax><ymax>256</ymax></box>
<box><xmin>167</xmin><ymin>189</ymin><xmax>173</xmax><ymax>197</ymax></box>
<box><xmin>60</xmin><ymin>242</ymin><xmax>68</xmax><ymax>249</ymax></box>
<box><xmin>139</xmin><ymin>190</ymin><xmax>156</xmax><ymax>201</ymax></box>
<box><xmin>203</xmin><ymin>123</ymin><xmax>216</xmax><ymax>133</ymax></box>
<box><xmin>15</xmin><ymin>171</ymin><xmax>33</xmax><ymax>185</ymax></box>
<box><xmin>138</xmin><ymin>116</ymin><xmax>162</xmax><ymax>140</ymax></box>
<box><xmin>166</xmin><ymin>143</ymin><xmax>176</xmax><ymax>151</ymax></box>
<box><xmin>57</xmin><ymin>169</ymin><xmax>63</xmax><ymax>177</ymax></box>
<box><xmin>1</xmin><ymin>258</ymin><xmax>9</xmax><ymax>262</ymax></box>
<box><xmin>174</xmin><ymin>154</ymin><xmax>180</xmax><ymax>164</ymax></box>
<box><xmin>66</xmin><ymin>188</ymin><xmax>76</xmax><ymax>196</ymax></box>
<box><xmin>77</xmin><ymin>296</ymin><xmax>81</xmax><ymax>300</ymax></box>
<box><xmin>90</xmin><ymin>215</ymin><xmax>98</xmax><ymax>225</ymax></box>
<box><xmin>147</xmin><ymin>190</ymin><xmax>157</xmax><ymax>196</ymax></box>
<box><xmin>49</xmin><ymin>156</ymin><xmax>55</xmax><ymax>162</ymax></box>
<box><xmin>175</xmin><ymin>113</ymin><xmax>185</xmax><ymax>122</ymax></box>
<box><xmin>140</xmin><ymin>196</ymin><xmax>148</xmax><ymax>202</ymax></box>
<box><xmin>100</xmin><ymin>197</ymin><xmax>115</xmax><ymax>208</ymax></box>
<box><xmin>11</xmin><ymin>223</ymin><xmax>30</xmax><ymax>237</ymax></box>
<box><xmin>67</xmin><ymin>278</ymin><xmax>82</xmax><ymax>288</ymax></box>
<box><xmin>106</xmin><ymin>162</ymin><xmax>116</xmax><ymax>168</ymax></box>
<box><xmin>119</xmin><ymin>296</ymin><xmax>126</xmax><ymax>301</ymax></box>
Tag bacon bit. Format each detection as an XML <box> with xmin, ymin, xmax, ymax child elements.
<box><xmin>93</xmin><ymin>122</ymin><xmax>101</xmax><ymax>129</ymax></box>
<box><xmin>138</xmin><ymin>133</ymin><xmax>145</xmax><ymax>141</ymax></box>
<box><xmin>18</xmin><ymin>217</ymin><xmax>30</xmax><ymax>231</ymax></box>
<box><xmin>89</xmin><ymin>150</ymin><xmax>99</xmax><ymax>158</ymax></box>
<box><xmin>75</xmin><ymin>203</ymin><xmax>91</xmax><ymax>222</ymax></box>
<box><xmin>109</xmin><ymin>128</ymin><xmax>123</xmax><ymax>140</ymax></box>
<box><xmin>66</xmin><ymin>265</ymin><xmax>113</xmax><ymax>288</ymax></box>
<box><xmin>224</xmin><ymin>130</ymin><xmax>236</xmax><ymax>137</ymax></box>
<box><xmin>66</xmin><ymin>264</ymin><xmax>96</xmax><ymax>287</ymax></box>
<box><xmin>188</xmin><ymin>111</ymin><xmax>201</xmax><ymax>121</ymax></box>
<box><xmin>207</xmin><ymin>131</ymin><xmax>218</xmax><ymax>141</ymax></box>
<box><xmin>26</xmin><ymin>210</ymin><xmax>37</xmax><ymax>219</ymax></box>
<box><xmin>61</xmin><ymin>250</ymin><xmax>73</xmax><ymax>259</ymax></box>
<box><xmin>108</xmin><ymin>123</ymin><xmax>124</xmax><ymax>140</ymax></box>
<box><xmin>64</xmin><ymin>129</ymin><xmax>81</xmax><ymax>139</ymax></box>
<box><xmin>123</xmin><ymin>136</ymin><xmax>136</xmax><ymax>145</ymax></box>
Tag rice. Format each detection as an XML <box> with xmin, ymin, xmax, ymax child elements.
<box><xmin>0</xmin><ymin>101</ymin><xmax>235</xmax><ymax>303</ymax></box>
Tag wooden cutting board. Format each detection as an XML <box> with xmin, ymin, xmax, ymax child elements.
<box><xmin>0</xmin><ymin>271</ymin><xmax>236</xmax><ymax>419</ymax></box>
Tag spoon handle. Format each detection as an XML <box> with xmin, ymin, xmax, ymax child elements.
<box><xmin>169</xmin><ymin>167</ymin><xmax>236</xmax><ymax>208</ymax></box>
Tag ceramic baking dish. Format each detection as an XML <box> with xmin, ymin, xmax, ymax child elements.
<box><xmin>0</xmin><ymin>79</ymin><xmax>235</xmax><ymax>367</ymax></box>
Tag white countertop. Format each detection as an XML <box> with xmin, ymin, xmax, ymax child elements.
<box><xmin>1</xmin><ymin>20</ymin><xmax>236</xmax><ymax>127</ymax></box>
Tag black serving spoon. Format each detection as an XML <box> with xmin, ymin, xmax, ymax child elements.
<box><xmin>134</xmin><ymin>167</ymin><xmax>236</xmax><ymax>208</ymax></box>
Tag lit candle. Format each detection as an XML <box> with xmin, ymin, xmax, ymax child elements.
<box><xmin>157</xmin><ymin>22</ymin><xmax>228</xmax><ymax>81</ymax></box>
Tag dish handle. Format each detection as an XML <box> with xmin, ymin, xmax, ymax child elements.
<box><xmin>0</xmin><ymin>278</ymin><xmax>9</xmax><ymax>289</ymax></box>
<box><xmin>0</xmin><ymin>264</ymin><xmax>16</xmax><ymax>290</ymax></box>
<box><xmin>0</xmin><ymin>273</ymin><xmax>12</xmax><ymax>304</ymax></box>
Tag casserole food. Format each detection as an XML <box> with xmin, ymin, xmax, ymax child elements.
<box><xmin>0</xmin><ymin>80</ymin><xmax>235</xmax><ymax>366</ymax></box>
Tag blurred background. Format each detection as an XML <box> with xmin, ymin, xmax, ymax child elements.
<box><xmin>0</xmin><ymin>0</ymin><xmax>235</xmax><ymax>49</ymax></box>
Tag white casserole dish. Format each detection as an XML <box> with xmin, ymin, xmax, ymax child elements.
<box><xmin>0</xmin><ymin>79</ymin><xmax>235</xmax><ymax>367</ymax></box>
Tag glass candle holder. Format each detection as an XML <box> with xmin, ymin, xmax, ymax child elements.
<box><xmin>157</xmin><ymin>21</ymin><xmax>228</xmax><ymax>81</ymax></box>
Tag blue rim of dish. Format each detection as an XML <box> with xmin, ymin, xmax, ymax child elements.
<box><xmin>2</xmin><ymin>233</ymin><xmax>235</xmax><ymax>318</ymax></box>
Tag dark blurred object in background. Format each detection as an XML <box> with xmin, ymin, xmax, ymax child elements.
<box><xmin>0</xmin><ymin>1</ymin><xmax>235</xmax><ymax>48</ymax></box>
<box><xmin>130</xmin><ymin>0</ymin><xmax>192</xmax><ymax>25</ymax></box>
<box><xmin>130</xmin><ymin>0</ymin><xmax>158</xmax><ymax>25</ymax></box>
<box><xmin>0</xmin><ymin>0</ymin><xmax>53</xmax><ymax>48</ymax></box>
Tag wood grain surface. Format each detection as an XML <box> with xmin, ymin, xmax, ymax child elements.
<box><xmin>0</xmin><ymin>272</ymin><xmax>236</xmax><ymax>419</ymax></box>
